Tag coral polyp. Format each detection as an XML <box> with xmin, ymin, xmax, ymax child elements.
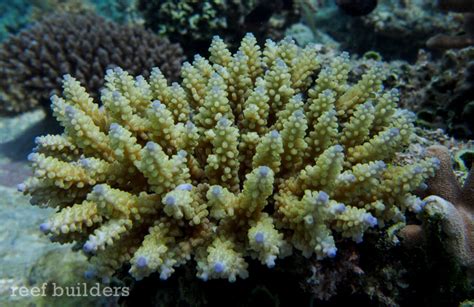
<box><xmin>19</xmin><ymin>34</ymin><xmax>438</xmax><ymax>282</ymax></box>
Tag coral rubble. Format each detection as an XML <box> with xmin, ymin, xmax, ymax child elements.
<box><xmin>19</xmin><ymin>35</ymin><xmax>438</xmax><ymax>282</ymax></box>
<box><xmin>427</xmin><ymin>0</ymin><xmax>474</xmax><ymax>49</ymax></box>
<box><xmin>0</xmin><ymin>13</ymin><xmax>183</xmax><ymax>115</ymax></box>
<box><xmin>308</xmin><ymin>0</ymin><xmax>461</xmax><ymax>60</ymax></box>
<box><xmin>137</xmin><ymin>0</ymin><xmax>300</xmax><ymax>54</ymax></box>
<box><xmin>396</xmin><ymin>47</ymin><xmax>474</xmax><ymax>139</ymax></box>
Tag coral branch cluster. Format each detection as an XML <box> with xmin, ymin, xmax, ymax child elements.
<box><xmin>0</xmin><ymin>13</ymin><xmax>183</xmax><ymax>114</ymax></box>
<box><xmin>19</xmin><ymin>35</ymin><xmax>438</xmax><ymax>282</ymax></box>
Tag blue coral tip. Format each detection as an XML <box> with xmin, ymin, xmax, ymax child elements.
<box><xmin>218</xmin><ymin>117</ymin><xmax>229</xmax><ymax>126</ymax></box>
<box><xmin>333</xmin><ymin>203</ymin><xmax>346</xmax><ymax>213</ymax></box>
<box><xmin>211</xmin><ymin>186</ymin><xmax>222</xmax><ymax>197</ymax></box>
<box><xmin>317</xmin><ymin>191</ymin><xmax>329</xmax><ymax>204</ymax></box>
<box><xmin>84</xmin><ymin>270</ymin><xmax>96</xmax><ymax>279</ymax></box>
<box><xmin>136</xmin><ymin>256</ymin><xmax>148</xmax><ymax>268</ymax></box>
<box><xmin>112</xmin><ymin>91</ymin><xmax>121</xmax><ymax>99</ymax></box>
<box><xmin>17</xmin><ymin>183</ymin><xmax>26</xmax><ymax>192</ymax></box>
<box><xmin>270</xmin><ymin>130</ymin><xmax>280</xmax><ymax>139</ymax></box>
<box><xmin>177</xmin><ymin>183</ymin><xmax>193</xmax><ymax>191</ymax></box>
<box><xmin>258</xmin><ymin>166</ymin><xmax>270</xmax><ymax>177</ymax></box>
<box><xmin>151</xmin><ymin>100</ymin><xmax>165</xmax><ymax>111</ymax></box>
<box><xmin>293</xmin><ymin>94</ymin><xmax>303</xmax><ymax>102</ymax></box>
<box><xmin>177</xmin><ymin>150</ymin><xmax>187</xmax><ymax>158</ymax></box>
<box><xmin>83</xmin><ymin>242</ymin><xmax>95</xmax><ymax>253</ymax></box>
<box><xmin>145</xmin><ymin>141</ymin><xmax>159</xmax><ymax>151</ymax></box>
<box><xmin>39</xmin><ymin>223</ymin><xmax>50</xmax><ymax>233</ymax></box>
<box><xmin>389</xmin><ymin>128</ymin><xmax>400</xmax><ymax>137</ymax></box>
<box><xmin>92</xmin><ymin>184</ymin><xmax>105</xmax><ymax>195</ymax></box>
<box><xmin>213</xmin><ymin>262</ymin><xmax>225</xmax><ymax>273</ymax></box>
<box><xmin>293</xmin><ymin>110</ymin><xmax>304</xmax><ymax>118</ymax></box>
<box><xmin>413</xmin><ymin>166</ymin><xmax>423</xmax><ymax>174</ymax></box>
<box><xmin>255</xmin><ymin>86</ymin><xmax>265</xmax><ymax>94</ymax></box>
<box><xmin>327</xmin><ymin>247</ymin><xmax>337</xmax><ymax>258</ymax></box>
<box><xmin>27</xmin><ymin>153</ymin><xmax>37</xmax><ymax>162</ymax></box>
<box><xmin>165</xmin><ymin>196</ymin><xmax>176</xmax><ymax>206</ymax></box>
<box><xmin>186</xmin><ymin>121</ymin><xmax>195</xmax><ymax>129</ymax></box>
<box><xmin>363</xmin><ymin>214</ymin><xmax>378</xmax><ymax>227</ymax></box>
<box><xmin>109</xmin><ymin>123</ymin><xmax>120</xmax><ymax>132</ymax></box>
<box><xmin>333</xmin><ymin>145</ymin><xmax>343</xmax><ymax>152</ymax></box>
<box><xmin>254</xmin><ymin>232</ymin><xmax>265</xmax><ymax>244</ymax></box>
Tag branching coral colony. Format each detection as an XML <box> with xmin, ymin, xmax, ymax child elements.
<box><xmin>18</xmin><ymin>34</ymin><xmax>439</xmax><ymax>283</ymax></box>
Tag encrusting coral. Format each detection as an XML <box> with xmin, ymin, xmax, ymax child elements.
<box><xmin>0</xmin><ymin>13</ymin><xmax>183</xmax><ymax>115</ymax></box>
<box><xmin>405</xmin><ymin>145</ymin><xmax>474</xmax><ymax>274</ymax></box>
<box><xmin>18</xmin><ymin>34</ymin><xmax>439</xmax><ymax>282</ymax></box>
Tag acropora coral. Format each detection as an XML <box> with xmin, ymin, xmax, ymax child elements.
<box><xmin>0</xmin><ymin>13</ymin><xmax>183</xmax><ymax>115</ymax></box>
<box><xmin>19</xmin><ymin>35</ymin><xmax>439</xmax><ymax>282</ymax></box>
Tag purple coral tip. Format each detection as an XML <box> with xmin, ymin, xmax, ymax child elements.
<box><xmin>165</xmin><ymin>196</ymin><xmax>176</xmax><ymax>206</ymax></box>
<box><xmin>333</xmin><ymin>203</ymin><xmax>346</xmax><ymax>214</ymax></box>
<box><xmin>83</xmin><ymin>242</ymin><xmax>95</xmax><ymax>253</ymax></box>
<box><xmin>258</xmin><ymin>166</ymin><xmax>271</xmax><ymax>178</ymax></box>
<box><xmin>177</xmin><ymin>183</ymin><xmax>193</xmax><ymax>191</ymax></box>
<box><xmin>413</xmin><ymin>166</ymin><xmax>423</xmax><ymax>174</ymax></box>
<box><xmin>109</xmin><ymin>123</ymin><xmax>121</xmax><ymax>133</ymax></box>
<box><xmin>293</xmin><ymin>110</ymin><xmax>304</xmax><ymax>118</ymax></box>
<box><xmin>112</xmin><ymin>91</ymin><xmax>121</xmax><ymax>100</ymax></box>
<box><xmin>292</xmin><ymin>94</ymin><xmax>303</xmax><ymax>102</ymax></box>
<box><xmin>213</xmin><ymin>262</ymin><xmax>225</xmax><ymax>273</ymax></box>
<box><xmin>92</xmin><ymin>184</ymin><xmax>106</xmax><ymax>195</ymax></box>
<box><xmin>254</xmin><ymin>232</ymin><xmax>265</xmax><ymax>244</ymax></box>
<box><xmin>270</xmin><ymin>130</ymin><xmax>280</xmax><ymax>139</ymax></box>
<box><xmin>388</xmin><ymin>128</ymin><xmax>400</xmax><ymax>137</ymax></box>
<box><xmin>211</xmin><ymin>186</ymin><xmax>222</xmax><ymax>197</ymax></box>
<box><xmin>17</xmin><ymin>183</ymin><xmax>26</xmax><ymax>192</ymax></box>
<box><xmin>218</xmin><ymin>117</ymin><xmax>230</xmax><ymax>127</ymax></box>
<box><xmin>363</xmin><ymin>213</ymin><xmax>378</xmax><ymax>227</ymax></box>
<box><xmin>136</xmin><ymin>256</ymin><xmax>148</xmax><ymax>268</ymax></box>
<box><xmin>27</xmin><ymin>153</ymin><xmax>37</xmax><ymax>162</ymax></box>
<box><xmin>317</xmin><ymin>191</ymin><xmax>329</xmax><ymax>204</ymax></box>
<box><xmin>84</xmin><ymin>270</ymin><xmax>96</xmax><ymax>279</ymax></box>
<box><xmin>152</xmin><ymin>100</ymin><xmax>164</xmax><ymax>110</ymax></box>
<box><xmin>145</xmin><ymin>141</ymin><xmax>159</xmax><ymax>152</ymax></box>
<box><xmin>327</xmin><ymin>247</ymin><xmax>337</xmax><ymax>258</ymax></box>
<box><xmin>39</xmin><ymin>223</ymin><xmax>50</xmax><ymax>233</ymax></box>
<box><xmin>333</xmin><ymin>145</ymin><xmax>343</xmax><ymax>153</ymax></box>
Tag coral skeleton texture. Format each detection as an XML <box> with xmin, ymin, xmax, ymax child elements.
<box><xmin>19</xmin><ymin>34</ymin><xmax>438</xmax><ymax>282</ymax></box>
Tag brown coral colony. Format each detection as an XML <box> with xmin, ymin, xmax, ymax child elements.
<box><xmin>0</xmin><ymin>13</ymin><xmax>184</xmax><ymax>114</ymax></box>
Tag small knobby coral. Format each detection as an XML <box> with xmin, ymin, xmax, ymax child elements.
<box><xmin>0</xmin><ymin>13</ymin><xmax>183</xmax><ymax>114</ymax></box>
<box><xmin>19</xmin><ymin>34</ymin><xmax>438</xmax><ymax>282</ymax></box>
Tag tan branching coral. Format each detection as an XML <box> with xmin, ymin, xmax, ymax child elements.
<box><xmin>0</xmin><ymin>13</ymin><xmax>183</xmax><ymax>114</ymax></box>
<box><xmin>19</xmin><ymin>34</ymin><xmax>438</xmax><ymax>282</ymax></box>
